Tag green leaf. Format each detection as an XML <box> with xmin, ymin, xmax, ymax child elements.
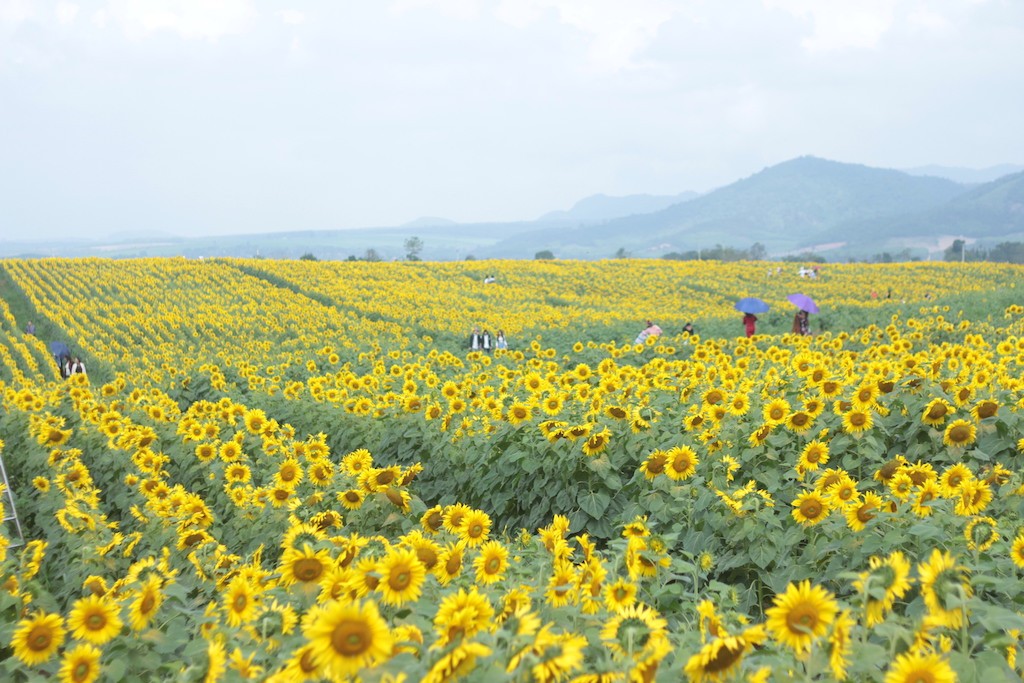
<box><xmin>749</xmin><ymin>541</ymin><xmax>776</xmax><ymax>569</ymax></box>
<box><xmin>106</xmin><ymin>658</ymin><xmax>127</xmax><ymax>682</ymax></box>
<box><xmin>577</xmin><ymin>490</ymin><xmax>611</xmax><ymax>518</ymax></box>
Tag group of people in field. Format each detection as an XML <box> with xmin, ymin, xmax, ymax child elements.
<box><xmin>467</xmin><ymin>326</ymin><xmax>508</xmax><ymax>353</ymax></box>
<box><xmin>21</xmin><ymin>318</ymin><xmax>87</xmax><ymax>378</ymax></box>
<box><xmin>741</xmin><ymin>310</ymin><xmax>811</xmax><ymax>338</ymax></box>
<box><xmin>634</xmin><ymin>321</ymin><xmax>695</xmax><ymax>345</ymax></box>
<box><xmin>55</xmin><ymin>352</ymin><xmax>87</xmax><ymax>378</ymax></box>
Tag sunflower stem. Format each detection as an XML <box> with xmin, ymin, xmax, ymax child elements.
<box><xmin>959</xmin><ymin>585</ymin><xmax>970</xmax><ymax>655</ymax></box>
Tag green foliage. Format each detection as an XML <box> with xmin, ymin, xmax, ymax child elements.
<box><xmin>404</xmin><ymin>236</ymin><xmax>424</xmax><ymax>261</ymax></box>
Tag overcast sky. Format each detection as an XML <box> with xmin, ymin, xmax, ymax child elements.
<box><xmin>2</xmin><ymin>0</ymin><xmax>1022</xmax><ymax>240</ymax></box>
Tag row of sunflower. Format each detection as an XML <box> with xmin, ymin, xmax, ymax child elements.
<box><xmin>4</xmin><ymin>259</ymin><xmax>1021</xmax><ymax>386</ymax></box>
<box><xmin>233</xmin><ymin>258</ymin><xmax>1022</xmax><ymax>341</ymax></box>
<box><xmin>0</xmin><ymin>259</ymin><xmax>1022</xmax><ymax>680</ymax></box>
<box><xmin>2</xmin><ymin>379</ymin><xmax>1019</xmax><ymax>681</ymax></box>
<box><xmin>0</xmin><ymin>295</ymin><xmax>55</xmax><ymax>386</ymax></box>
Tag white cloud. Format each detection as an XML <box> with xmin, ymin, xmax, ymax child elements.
<box><xmin>104</xmin><ymin>0</ymin><xmax>256</xmax><ymax>41</ymax></box>
<box><xmin>278</xmin><ymin>9</ymin><xmax>304</xmax><ymax>25</ymax></box>
<box><xmin>55</xmin><ymin>1</ymin><xmax>78</xmax><ymax>24</ymax></box>
<box><xmin>390</xmin><ymin>0</ymin><xmax>480</xmax><ymax>21</ymax></box>
<box><xmin>906</xmin><ymin>7</ymin><xmax>952</xmax><ymax>35</ymax></box>
<box><xmin>0</xmin><ymin>0</ymin><xmax>33</xmax><ymax>24</ymax></box>
<box><xmin>495</xmin><ymin>0</ymin><xmax>678</xmax><ymax>71</ymax></box>
<box><xmin>764</xmin><ymin>0</ymin><xmax>898</xmax><ymax>51</ymax></box>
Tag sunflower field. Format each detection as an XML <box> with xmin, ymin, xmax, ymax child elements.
<box><xmin>0</xmin><ymin>257</ymin><xmax>1023</xmax><ymax>682</ymax></box>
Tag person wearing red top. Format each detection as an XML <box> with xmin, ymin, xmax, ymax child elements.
<box><xmin>743</xmin><ymin>313</ymin><xmax>758</xmax><ymax>338</ymax></box>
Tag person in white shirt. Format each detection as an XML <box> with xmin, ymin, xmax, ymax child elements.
<box><xmin>66</xmin><ymin>356</ymin><xmax>87</xmax><ymax>377</ymax></box>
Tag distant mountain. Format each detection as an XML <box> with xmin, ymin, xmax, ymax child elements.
<box><xmin>4</xmin><ymin>157</ymin><xmax>1021</xmax><ymax>262</ymax></box>
<box><xmin>102</xmin><ymin>229</ymin><xmax>183</xmax><ymax>242</ymax></box>
<box><xmin>902</xmin><ymin>164</ymin><xmax>1024</xmax><ymax>185</ymax></box>
<box><xmin>402</xmin><ymin>216</ymin><xmax>459</xmax><ymax>229</ymax></box>
<box><xmin>818</xmin><ymin>170</ymin><xmax>1024</xmax><ymax>244</ymax></box>
<box><xmin>481</xmin><ymin>156</ymin><xmax>969</xmax><ymax>257</ymax></box>
<box><xmin>538</xmin><ymin>191</ymin><xmax>699</xmax><ymax>223</ymax></box>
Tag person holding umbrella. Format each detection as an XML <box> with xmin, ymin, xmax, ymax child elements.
<box><xmin>787</xmin><ymin>293</ymin><xmax>819</xmax><ymax>336</ymax></box>
<box><xmin>792</xmin><ymin>310</ymin><xmax>810</xmax><ymax>335</ymax></box>
<box><xmin>735</xmin><ymin>297</ymin><xmax>770</xmax><ymax>338</ymax></box>
<box><xmin>743</xmin><ymin>313</ymin><xmax>758</xmax><ymax>337</ymax></box>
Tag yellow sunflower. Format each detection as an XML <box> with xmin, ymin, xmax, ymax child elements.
<box><xmin>422</xmin><ymin>641</ymin><xmax>492</xmax><ymax>683</ymax></box>
<box><xmin>303</xmin><ymin>600</ymin><xmax>393</xmax><ymax>677</ymax></box>
<box><xmin>473</xmin><ymin>540</ymin><xmax>509</xmax><ymax>585</ymax></box>
<box><xmin>791</xmin><ymin>491</ymin><xmax>829</xmax><ymax>526</ymax></box>
<box><xmin>128</xmin><ymin>575</ymin><xmax>164</xmax><ymax>631</ymax></box>
<box><xmin>786</xmin><ymin>410</ymin><xmax>814</xmax><ymax>434</ymax></box>
<box><xmin>970</xmin><ymin>399</ymin><xmax>999</xmax><ymax>422</ymax></box>
<box><xmin>223</xmin><ymin>575</ymin><xmax>259</xmax><ymax>627</ymax></box>
<box><xmin>581</xmin><ymin>427</ymin><xmax>611</xmax><ymax>456</ymax></box>
<box><xmin>683</xmin><ymin>624</ymin><xmax>766</xmax><ymax>683</ymax></box>
<box><xmin>459</xmin><ymin>509</ymin><xmax>492</xmax><ymax>547</ymax></box>
<box><xmin>853</xmin><ymin>551</ymin><xmax>912</xmax><ymax>626</ymax></box>
<box><xmin>275</xmin><ymin>458</ymin><xmax>303</xmax><ymax>488</ymax></box>
<box><xmin>67</xmin><ymin>594</ymin><xmax>123</xmax><ymax>645</ymax></box>
<box><xmin>921</xmin><ymin>399</ymin><xmax>953</xmax><ymax>427</ymax></box>
<box><xmin>883</xmin><ymin>650</ymin><xmax>956</xmax><ymax>683</ymax></box>
<box><xmin>545</xmin><ymin>560</ymin><xmax>578</xmax><ymax>608</ymax></box>
<box><xmin>433</xmin><ymin>586</ymin><xmax>495</xmax><ymax>646</ymax></box>
<box><xmin>420</xmin><ymin>505</ymin><xmax>444</xmax><ymax>534</ymax></box>
<box><xmin>844</xmin><ymin>492</ymin><xmax>883</xmax><ymax>532</ymax></box>
<box><xmin>1010</xmin><ymin>534</ymin><xmax>1024</xmax><ymax>569</ymax></box>
<box><xmin>279</xmin><ymin>544</ymin><xmax>333</xmax><ymax>588</ymax></box>
<box><xmin>665</xmin><ymin>446</ymin><xmax>699</xmax><ymax>481</ymax></box>
<box><xmin>762</xmin><ymin>398</ymin><xmax>791</xmax><ymax>426</ymax></box>
<box><xmin>939</xmin><ymin>463</ymin><xmax>973</xmax><ymax>495</ymax></box>
<box><xmin>943</xmin><ymin>419</ymin><xmax>976</xmax><ymax>448</ymax></box>
<box><xmin>764</xmin><ymin>580</ymin><xmax>838</xmax><ymax>653</ymax></box>
<box><xmin>338</xmin><ymin>488</ymin><xmax>365</xmax><ymax>510</ymax></box>
<box><xmin>918</xmin><ymin>549</ymin><xmax>972</xmax><ymax>629</ymax></box>
<box><xmin>828</xmin><ymin>609</ymin><xmax>855</xmax><ymax>681</ymax></box>
<box><xmin>963</xmin><ymin>516</ymin><xmax>998</xmax><ymax>551</ymax></box>
<box><xmin>798</xmin><ymin>440</ymin><xmax>830</xmax><ymax>472</ymax></box>
<box><xmin>436</xmin><ymin>542</ymin><xmax>466</xmax><ymax>585</ymax></box>
<box><xmin>604</xmin><ymin>578</ymin><xmax>638</xmax><ymax>612</ymax></box>
<box><xmin>11</xmin><ymin>611</ymin><xmax>66</xmax><ymax>665</ymax></box>
<box><xmin>911</xmin><ymin>481</ymin><xmax>942</xmax><ymax>518</ymax></box>
<box><xmin>600</xmin><ymin>602</ymin><xmax>668</xmax><ymax>661</ymax></box>
<box><xmin>841</xmin><ymin>408</ymin><xmax>873</xmax><ymax>435</ymax></box>
<box><xmin>728</xmin><ymin>392</ymin><xmax>750</xmax><ymax>416</ymax></box>
<box><xmin>640</xmin><ymin>450</ymin><xmax>668</xmax><ymax>480</ymax></box>
<box><xmin>243</xmin><ymin>408</ymin><xmax>267</xmax><ymax>434</ymax></box>
<box><xmin>377</xmin><ymin>547</ymin><xmax>427</xmax><ymax>606</ymax></box>
<box><xmin>341</xmin><ymin>448</ymin><xmax>373</xmax><ymax>475</ymax></box>
<box><xmin>58</xmin><ymin>642</ymin><xmax>102</xmax><ymax>683</ymax></box>
<box><xmin>507</xmin><ymin>402</ymin><xmax>533</xmax><ymax>426</ymax></box>
<box><xmin>851</xmin><ymin>382</ymin><xmax>879</xmax><ymax>409</ymax></box>
<box><xmin>954</xmin><ymin>478</ymin><xmax>992</xmax><ymax>516</ymax></box>
<box><xmin>404</xmin><ymin>532</ymin><xmax>442</xmax><ymax>572</ymax></box>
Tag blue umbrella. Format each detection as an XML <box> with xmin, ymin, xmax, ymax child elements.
<box><xmin>788</xmin><ymin>293</ymin><xmax>820</xmax><ymax>314</ymax></box>
<box><xmin>49</xmin><ymin>341</ymin><xmax>70</xmax><ymax>358</ymax></box>
<box><xmin>735</xmin><ymin>297</ymin><xmax>770</xmax><ymax>314</ymax></box>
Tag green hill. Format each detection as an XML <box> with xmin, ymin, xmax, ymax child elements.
<box><xmin>480</xmin><ymin>157</ymin><xmax>968</xmax><ymax>257</ymax></box>
<box><xmin>816</xmin><ymin>171</ymin><xmax>1024</xmax><ymax>245</ymax></box>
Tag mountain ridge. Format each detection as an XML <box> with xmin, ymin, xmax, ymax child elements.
<box><xmin>3</xmin><ymin>156</ymin><xmax>1023</xmax><ymax>261</ymax></box>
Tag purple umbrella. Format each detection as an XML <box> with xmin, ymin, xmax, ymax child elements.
<box><xmin>787</xmin><ymin>293</ymin><xmax>819</xmax><ymax>314</ymax></box>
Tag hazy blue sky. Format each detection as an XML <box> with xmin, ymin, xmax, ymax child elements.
<box><xmin>2</xmin><ymin>0</ymin><xmax>1022</xmax><ymax>240</ymax></box>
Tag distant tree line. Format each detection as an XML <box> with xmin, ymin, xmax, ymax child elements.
<box><xmin>661</xmin><ymin>242</ymin><xmax>767</xmax><ymax>261</ymax></box>
<box><xmin>944</xmin><ymin>239</ymin><xmax>1024</xmax><ymax>264</ymax></box>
